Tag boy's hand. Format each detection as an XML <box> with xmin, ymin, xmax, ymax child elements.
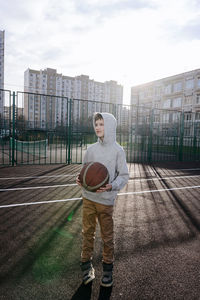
<box><xmin>96</xmin><ymin>184</ymin><xmax>112</xmax><ymax>193</ymax></box>
<box><xmin>76</xmin><ymin>175</ymin><xmax>82</xmax><ymax>187</ymax></box>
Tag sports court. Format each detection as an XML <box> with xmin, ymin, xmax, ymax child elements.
<box><xmin>0</xmin><ymin>161</ymin><xmax>200</xmax><ymax>300</ymax></box>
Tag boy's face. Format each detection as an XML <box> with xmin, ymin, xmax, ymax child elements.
<box><xmin>95</xmin><ymin>118</ymin><xmax>104</xmax><ymax>140</ymax></box>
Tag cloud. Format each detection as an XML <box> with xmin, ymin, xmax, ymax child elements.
<box><xmin>160</xmin><ymin>15</ymin><xmax>200</xmax><ymax>43</ymax></box>
<box><xmin>2</xmin><ymin>0</ymin><xmax>200</xmax><ymax>104</ymax></box>
<box><xmin>74</xmin><ymin>0</ymin><xmax>156</xmax><ymax>21</ymax></box>
<box><xmin>0</xmin><ymin>0</ymin><xmax>47</xmax><ymax>28</ymax></box>
<box><xmin>149</xmin><ymin>0</ymin><xmax>200</xmax><ymax>43</ymax></box>
<box><xmin>177</xmin><ymin>19</ymin><xmax>200</xmax><ymax>41</ymax></box>
<box><xmin>41</xmin><ymin>47</ymin><xmax>69</xmax><ymax>62</ymax></box>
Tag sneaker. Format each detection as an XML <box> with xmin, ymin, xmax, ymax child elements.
<box><xmin>101</xmin><ymin>262</ymin><xmax>113</xmax><ymax>287</ymax></box>
<box><xmin>80</xmin><ymin>261</ymin><xmax>95</xmax><ymax>285</ymax></box>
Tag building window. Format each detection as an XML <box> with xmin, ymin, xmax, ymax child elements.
<box><xmin>162</xmin><ymin>113</ymin><xmax>169</xmax><ymax>123</ymax></box>
<box><xmin>165</xmin><ymin>84</ymin><xmax>171</xmax><ymax>95</ymax></box>
<box><xmin>184</xmin><ymin>112</ymin><xmax>192</xmax><ymax>121</ymax></box>
<box><xmin>172</xmin><ymin>97</ymin><xmax>182</xmax><ymax>108</ymax></box>
<box><xmin>139</xmin><ymin>91</ymin><xmax>144</xmax><ymax>100</ymax></box>
<box><xmin>173</xmin><ymin>81</ymin><xmax>182</xmax><ymax>93</ymax></box>
<box><xmin>146</xmin><ymin>102</ymin><xmax>152</xmax><ymax>107</ymax></box>
<box><xmin>186</xmin><ymin>79</ymin><xmax>194</xmax><ymax>90</ymax></box>
<box><xmin>196</xmin><ymin>94</ymin><xmax>200</xmax><ymax>104</ymax></box>
<box><xmin>147</xmin><ymin>88</ymin><xmax>153</xmax><ymax>97</ymax></box>
<box><xmin>154</xmin><ymin>101</ymin><xmax>160</xmax><ymax>108</ymax></box>
<box><xmin>163</xmin><ymin>99</ymin><xmax>171</xmax><ymax>108</ymax></box>
<box><xmin>197</xmin><ymin>77</ymin><xmax>200</xmax><ymax>88</ymax></box>
<box><xmin>172</xmin><ymin>112</ymin><xmax>180</xmax><ymax>122</ymax></box>
<box><xmin>195</xmin><ymin>112</ymin><xmax>200</xmax><ymax>120</ymax></box>
<box><xmin>184</xmin><ymin>95</ymin><xmax>192</xmax><ymax>105</ymax></box>
<box><xmin>154</xmin><ymin>115</ymin><xmax>160</xmax><ymax>122</ymax></box>
<box><xmin>184</xmin><ymin>127</ymin><xmax>192</xmax><ymax>136</ymax></box>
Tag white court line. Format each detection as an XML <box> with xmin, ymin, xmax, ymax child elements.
<box><xmin>0</xmin><ymin>174</ymin><xmax>79</xmax><ymax>180</ymax></box>
<box><xmin>0</xmin><ymin>197</ymin><xmax>82</xmax><ymax>208</ymax></box>
<box><xmin>129</xmin><ymin>168</ymin><xmax>200</xmax><ymax>175</ymax></box>
<box><xmin>0</xmin><ymin>184</ymin><xmax>200</xmax><ymax>208</ymax></box>
<box><xmin>0</xmin><ymin>183</ymin><xmax>77</xmax><ymax>191</ymax></box>
<box><xmin>160</xmin><ymin>168</ymin><xmax>200</xmax><ymax>171</ymax></box>
<box><xmin>128</xmin><ymin>174</ymin><xmax>200</xmax><ymax>183</ymax></box>
<box><xmin>118</xmin><ymin>185</ymin><xmax>200</xmax><ymax>196</ymax></box>
<box><xmin>1</xmin><ymin>174</ymin><xmax>200</xmax><ymax>192</ymax></box>
<box><xmin>1</xmin><ymin>167</ymin><xmax>200</xmax><ymax>180</ymax></box>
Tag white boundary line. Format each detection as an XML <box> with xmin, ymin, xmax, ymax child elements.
<box><xmin>0</xmin><ymin>168</ymin><xmax>200</xmax><ymax>181</ymax></box>
<box><xmin>118</xmin><ymin>185</ymin><xmax>200</xmax><ymax>196</ymax></box>
<box><xmin>128</xmin><ymin>174</ymin><xmax>200</xmax><ymax>183</ymax></box>
<box><xmin>1</xmin><ymin>174</ymin><xmax>200</xmax><ymax>192</ymax></box>
<box><xmin>160</xmin><ymin>168</ymin><xmax>200</xmax><ymax>171</ymax></box>
<box><xmin>129</xmin><ymin>168</ymin><xmax>200</xmax><ymax>175</ymax></box>
<box><xmin>0</xmin><ymin>183</ymin><xmax>77</xmax><ymax>191</ymax></box>
<box><xmin>0</xmin><ymin>174</ymin><xmax>79</xmax><ymax>180</ymax></box>
<box><xmin>0</xmin><ymin>184</ymin><xmax>200</xmax><ymax>208</ymax></box>
<box><xmin>0</xmin><ymin>197</ymin><xmax>82</xmax><ymax>208</ymax></box>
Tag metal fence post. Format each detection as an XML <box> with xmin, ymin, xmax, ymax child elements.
<box><xmin>179</xmin><ymin>112</ymin><xmax>184</xmax><ymax>161</ymax></box>
<box><xmin>193</xmin><ymin>121</ymin><xmax>197</xmax><ymax>160</ymax></box>
<box><xmin>67</xmin><ymin>98</ymin><xmax>72</xmax><ymax>164</ymax></box>
<box><xmin>12</xmin><ymin>92</ymin><xmax>16</xmax><ymax>166</ymax></box>
<box><xmin>148</xmin><ymin>108</ymin><xmax>154</xmax><ymax>162</ymax></box>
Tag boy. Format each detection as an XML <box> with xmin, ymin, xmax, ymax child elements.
<box><xmin>76</xmin><ymin>112</ymin><xmax>129</xmax><ymax>287</ymax></box>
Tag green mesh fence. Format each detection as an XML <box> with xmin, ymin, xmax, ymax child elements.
<box><xmin>10</xmin><ymin>138</ymin><xmax>48</xmax><ymax>164</ymax></box>
<box><xmin>0</xmin><ymin>90</ymin><xmax>200</xmax><ymax>165</ymax></box>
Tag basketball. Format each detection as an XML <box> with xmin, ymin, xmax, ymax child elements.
<box><xmin>79</xmin><ymin>162</ymin><xmax>109</xmax><ymax>192</ymax></box>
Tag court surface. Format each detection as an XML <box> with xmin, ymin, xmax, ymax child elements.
<box><xmin>0</xmin><ymin>162</ymin><xmax>200</xmax><ymax>300</ymax></box>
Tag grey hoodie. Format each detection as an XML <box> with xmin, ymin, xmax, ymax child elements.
<box><xmin>82</xmin><ymin>112</ymin><xmax>129</xmax><ymax>206</ymax></box>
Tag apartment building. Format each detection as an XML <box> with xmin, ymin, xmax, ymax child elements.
<box><xmin>0</xmin><ymin>30</ymin><xmax>5</xmax><ymax>117</ymax></box>
<box><xmin>24</xmin><ymin>68</ymin><xmax>123</xmax><ymax>128</ymax></box>
<box><xmin>4</xmin><ymin>105</ymin><xmax>23</xmax><ymax>120</ymax></box>
<box><xmin>131</xmin><ymin>69</ymin><xmax>200</xmax><ymax>136</ymax></box>
<box><xmin>131</xmin><ymin>68</ymin><xmax>200</xmax><ymax>115</ymax></box>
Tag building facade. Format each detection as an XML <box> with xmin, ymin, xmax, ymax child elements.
<box><xmin>24</xmin><ymin>68</ymin><xmax>123</xmax><ymax>128</ymax></box>
<box><xmin>4</xmin><ymin>105</ymin><xmax>23</xmax><ymax>121</ymax></box>
<box><xmin>0</xmin><ymin>30</ymin><xmax>5</xmax><ymax>117</ymax></box>
<box><xmin>131</xmin><ymin>69</ymin><xmax>200</xmax><ymax>137</ymax></box>
<box><xmin>131</xmin><ymin>68</ymin><xmax>200</xmax><ymax>118</ymax></box>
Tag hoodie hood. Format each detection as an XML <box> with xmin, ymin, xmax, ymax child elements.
<box><xmin>93</xmin><ymin>112</ymin><xmax>117</xmax><ymax>145</ymax></box>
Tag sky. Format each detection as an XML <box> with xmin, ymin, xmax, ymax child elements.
<box><xmin>1</xmin><ymin>0</ymin><xmax>200</xmax><ymax>104</ymax></box>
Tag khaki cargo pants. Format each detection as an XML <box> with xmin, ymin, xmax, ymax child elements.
<box><xmin>81</xmin><ymin>198</ymin><xmax>114</xmax><ymax>264</ymax></box>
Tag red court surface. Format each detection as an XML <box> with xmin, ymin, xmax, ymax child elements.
<box><xmin>0</xmin><ymin>162</ymin><xmax>200</xmax><ymax>300</ymax></box>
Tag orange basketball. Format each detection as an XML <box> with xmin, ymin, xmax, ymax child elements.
<box><xmin>79</xmin><ymin>162</ymin><xmax>109</xmax><ymax>192</ymax></box>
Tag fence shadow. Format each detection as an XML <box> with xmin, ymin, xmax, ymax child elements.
<box><xmin>0</xmin><ymin>198</ymin><xmax>82</xmax><ymax>283</ymax></box>
<box><xmin>98</xmin><ymin>286</ymin><xmax>113</xmax><ymax>300</ymax></box>
<box><xmin>114</xmin><ymin>163</ymin><xmax>199</xmax><ymax>260</ymax></box>
<box><xmin>71</xmin><ymin>282</ymin><xmax>93</xmax><ymax>300</ymax></box>
<box><xmin>152</xmin><ymin>165</ymin><xmax>200</xmax><ymax>231</ymax></box>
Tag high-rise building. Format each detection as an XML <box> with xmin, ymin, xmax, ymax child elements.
<box><xmin>24</xmin><ymin>68</ymin><xmax>123</xmax><ymax>128</ymax></box>
<box><xmin>0</xmin><ymin>30</ymin><xmax>5</xmax><ymax>117</ymax></box>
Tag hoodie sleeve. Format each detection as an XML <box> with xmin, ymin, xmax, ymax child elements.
<box><xmin>83</xmin><ymin>149</ymin><xmax>89</xmax><ymax>164</ymax></box>
<box><xmin>111</xmin><ymin>149</ymin><xmax>129</xmax><ymax>191</ymax></box>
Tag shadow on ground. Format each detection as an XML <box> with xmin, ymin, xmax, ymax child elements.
<box><xmin>71</xmin><ymin>282</ymin><xmax>112</xmax><ymax>300</ymax></box>
<box><xmin>71</xmin><ymin>282</ymin><xmax>93</xmax><ymax>300</ymax></box>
